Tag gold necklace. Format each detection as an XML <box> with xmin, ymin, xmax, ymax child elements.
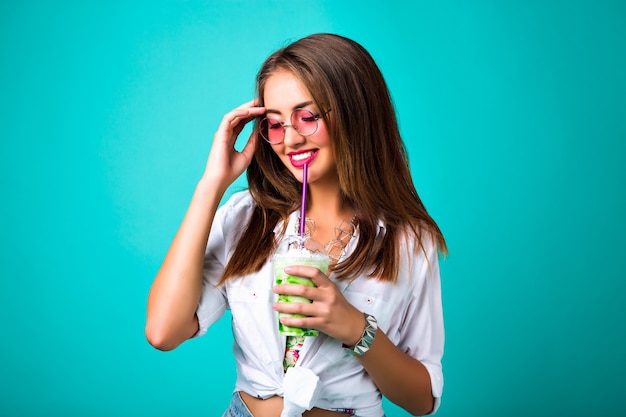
<box><xmin>297</xmin><ymin>216</ymin><xmax>357</xmax><ymax>262</ymax></box>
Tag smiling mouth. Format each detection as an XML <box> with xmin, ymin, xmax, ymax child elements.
<box><xmin>289</xmin><ymin>150</ymin><xmax>318</xmax><ymax>167</ymax></box>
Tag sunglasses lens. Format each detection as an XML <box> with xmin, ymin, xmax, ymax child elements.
<box><xmin>259</xmin><ymin>118</ymin><xmax>284</xmax><ymax>144</ymax></box>
<box><xmin>259</xmin><ymin>109</ymin><xmax>320</xmax><ymax>143</ymax></box>
<box><xmin>292</xmin><ymin>109</ymin><xmax>318</xmax><ymax>136</ymax></box>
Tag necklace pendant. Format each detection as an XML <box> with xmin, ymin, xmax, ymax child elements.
<box><xmin>334</xmin><ymin>220</ymin><xmax>356</xmax><ymax>243</ymax></box>
<box><xmin>295</xmin><ymin>215</ymin><xmax>357</xmax><ymax>262</ymax></box>
<box><xmin>325</xmin><ymin>239</ymin><xmax>346</xmax><ymax>262</ymax></box>
<box><xmin>327</xmin><ymin>219</ymin><xmax>357</xmax><ymax>261</ymax></box>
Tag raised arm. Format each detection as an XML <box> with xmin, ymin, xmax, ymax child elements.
<box><xmin>145</xmin><ymin>100</ymin><xmax>265</xmax><ymax>351</ymax></box>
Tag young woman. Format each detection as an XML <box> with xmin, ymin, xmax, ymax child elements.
<box><xmin>146</xmin><ymin>33</ymin><xmax>447</xmax><ymax>417</ymax></box>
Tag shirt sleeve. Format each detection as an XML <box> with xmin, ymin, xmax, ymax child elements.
<box><xmin>194</xmin><ymin>192</ymin><xmax>251</xmax><ymax>337</ymax></box>
<box><xmin>397</xmin><ymin>235</ymin><xmax>445</xmax><ymax>414</ymax></box>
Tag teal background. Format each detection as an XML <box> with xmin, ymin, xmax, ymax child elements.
<box><xmin>1</xmin><ymin>1</ymin><xmax>625</xmax><ymax>416</ymax></box>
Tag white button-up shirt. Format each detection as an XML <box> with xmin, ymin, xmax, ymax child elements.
<box><xmin>196</xmin><ymin>192</ymin><xmax>444</xmax><ymax>416</ymax></box>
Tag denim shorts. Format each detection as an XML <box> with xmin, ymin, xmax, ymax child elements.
<box><xmin>221</xmin><ymin>391</ymin><xmax>383</xmax><ymax>417</ymax></box>
<box><xmin>222</xmin><ymin>392</ymin><xmax>254</xmax><ymax>417</ymax></box>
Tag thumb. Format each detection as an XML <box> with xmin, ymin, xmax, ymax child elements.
<box><xmin>239</xmin><ymin>128</ymin><xmax>259</xmax><ymax>163</ymax></box>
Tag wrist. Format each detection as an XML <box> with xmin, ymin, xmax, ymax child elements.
<box><xmin>343</xmin><ymin>312</ymin><xmax>367</xmax><ymax>348</ymax></box>
<box><xmin>342</xmin><ymin>313</ymin><xmax>378</xmax><ymax>357</ymax></box>
<box><xmin>196</xmin><ymin>176</ymin><xmax>228</xmax><ymax>199</ymax></box>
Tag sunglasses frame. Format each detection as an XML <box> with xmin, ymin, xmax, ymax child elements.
<box><xmin>258</xmin><ymin>108</ymin><xmax>324</xmax><ymax>145</ymax></box>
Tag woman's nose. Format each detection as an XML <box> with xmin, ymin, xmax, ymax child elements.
<box><xmin>282</xmin><ymin>125</ymin><xmax>305</xmax><ymax>147</ymax></box>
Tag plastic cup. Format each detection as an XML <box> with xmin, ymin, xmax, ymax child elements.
<box><xmin>272</xmin><ymin>237</ymin><xmax>330</xmax><ymax>337</ymax></box>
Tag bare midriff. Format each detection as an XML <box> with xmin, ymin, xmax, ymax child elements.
<box><xmin>239</xmin><ymin>391</ymin><xmax>350</xmax><ymax>416</ymax></box>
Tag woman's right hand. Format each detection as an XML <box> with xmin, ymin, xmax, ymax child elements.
<box><xmin>146</xmin><ymin>99</ymin><xmax>265</xmax><ymax>351</ymax></box>
<box><xmin>202</xmin><ymin>99</ymin><xmax>266</xmax><ymax>192</ymax></box>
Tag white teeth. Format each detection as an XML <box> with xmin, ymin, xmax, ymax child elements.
<box><xmin>291</xmin><ymin>151</ymin><xmax>313</xmax><ymax>161</ymax></box>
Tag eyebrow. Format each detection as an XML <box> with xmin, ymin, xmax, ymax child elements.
<box><xmin>265</xmin><ymin>101</ymin><xmax>315</xmax><ymax>115</ymax></box>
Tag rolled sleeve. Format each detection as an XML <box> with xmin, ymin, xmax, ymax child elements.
<box><xmin>399</xmin><ymin>236</ymin><xmax>445</xmax><ymax>414</ymax></box>
<box><xmin>194</xmin><ymin>263</ymin><xmax>228</xmax><ymax>337</ymax></box>
<box><xmin>194</xmin><ymin>235</ymin><xmax>228</xmax><ymax>337</ymax></box>
<box><xmin>194</xmin><ymin>191</ymin><xmax>252</xmax><ymax>337</ymax></box>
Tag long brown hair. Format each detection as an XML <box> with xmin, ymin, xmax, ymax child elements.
<box><xmin>221</xmin><ymin>33</ymin><xmax>446</xmax><ymax>284</ymax></box>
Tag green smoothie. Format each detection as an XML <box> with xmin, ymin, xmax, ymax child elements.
<box><xmin>272</xmin><ymin>250</ymin><xmax>330</xmax><ymax>337</ymax></box>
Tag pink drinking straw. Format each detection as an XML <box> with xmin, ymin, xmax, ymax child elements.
<box><xmin>300</xmin><ymin>163</ymin><xmax>308</xmax><ymax>239</ymax></box>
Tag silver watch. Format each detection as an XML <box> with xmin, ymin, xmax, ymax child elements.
<box><xmin>344</xmin><ymin>313</ymin><xmax>378</xmax><ymax>356</ymax></box>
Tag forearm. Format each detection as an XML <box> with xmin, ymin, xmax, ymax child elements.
<box><xmin>359</xmin><ymin>330</ymin><xmax>435</xmax><ymax>416</ymax></box>
<box><xmin>145</xmin><ymin>178</ymin><xmax>225</xmax><ymax>350</ymax></box>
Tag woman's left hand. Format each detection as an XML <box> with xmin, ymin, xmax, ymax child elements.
<box><xmin>272</xmin><ymin>266</ymin><xmax>365</xmax><ymax>347</ymax></box>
